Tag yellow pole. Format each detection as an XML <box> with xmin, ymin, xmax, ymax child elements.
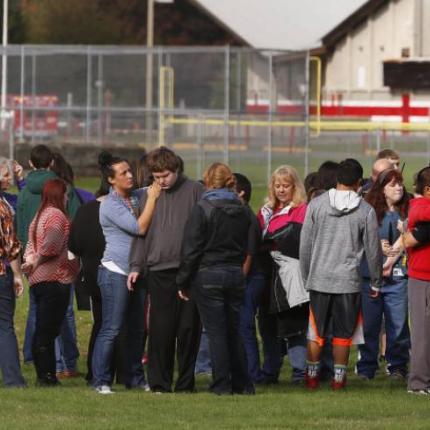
<box><xmin>310</xmin><ymin>56</ymin><xmax>321</xmax><ymax>136</ymax></box>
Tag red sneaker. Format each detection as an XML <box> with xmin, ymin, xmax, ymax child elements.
<box><xmin>331</xmin><ymin>377</ymin><xmax>347</xmax><ymax>391</ymax></box>
<box><xmin>305</xmin><ymin>373</ymin><xmax>320</xmax><ymax>390</ymax></box>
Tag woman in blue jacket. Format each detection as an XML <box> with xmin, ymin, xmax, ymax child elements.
<box><xmin>356</xmin><ymin>168</ymin><xmax>410</xmax><ymax>380</ymax></box>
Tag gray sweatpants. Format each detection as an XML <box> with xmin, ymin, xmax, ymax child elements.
<box><xmin>408</xmin><ymin>278</ymin><xmax>430</xmax><ymax>391</ymax></box>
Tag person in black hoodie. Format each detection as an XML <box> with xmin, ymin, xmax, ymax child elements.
<box><xmin>176</xmin><ymin>162</ymin><xmax>253</xmax><ymax>395</ymax></box>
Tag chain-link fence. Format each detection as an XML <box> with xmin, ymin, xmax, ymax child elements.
<box><xmin>1</xmin><ymin>45</ymin><xmax>430</xmax><ymax>190</ymax></box>
<box><xmin>0</xmin><ymin>45</ymin><xmax>310</xmax><ymax>188</ymax></box>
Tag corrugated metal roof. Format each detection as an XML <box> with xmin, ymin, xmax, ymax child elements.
<box><xmin>193</xmin><ymin>0</ymin><xmax>368</xmax><ymax>50</ymax></box>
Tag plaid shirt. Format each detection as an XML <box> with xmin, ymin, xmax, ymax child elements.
<box><xmin>0</xmin><ymin>198</ymin><xmax>21</xmax><ymax>275</ymax></box>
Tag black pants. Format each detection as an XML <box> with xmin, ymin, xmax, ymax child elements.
<box><xmin>147</xmin><ymin>269</ymin><xmax>201</xmax><ymax>392</ymax></box>
<box><xmin>32</xmin><ymin>282</ymin><xmax>71</xmax><ymax>381</ymax></box>
<box><xmin>194</xmin><ymin>266</ymin><xmax>253</xmax><ymax>395</ymax></box>
<box><xmin>86</xmin><ymin>290</ymin><xmax>126</xmax><ymax>384</ymax></box>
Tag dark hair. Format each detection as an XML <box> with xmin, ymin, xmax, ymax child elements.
<box><xmin>234</xmin><ymin>172</ymin><xmax>252</xmax><ymax>203</ymax></box>
<box><xmin>51</xmin><ymin>153</ymin><xmax>74</xmax><ymax>185</ymax></box>
<box><xmin>131</xmin><ymin>152</ymin><xmax>153</xmax><ymax>188</ymax></box>
<box><xmin>377</xmin><ymin>149</ymin><xmax>399</xmax><ymax>160</ymax></box>
<box><xmin>304</xmin><ymin>171</ymin><xmax>324</xmax><ymax>202</ymax></box>
<box><xmin>95</xmin><ymin>176</ymin><xmax>111</xmax><ymax>198</ymax></box>
<box><xmin>98</xmin><ymin>151</ymin><xmax>128</xmax><ymax>184</ymax></box>
<box><xmin>32</xmin><ymin>179</ymin><xmax>67</xmax><ymax>247</ymax></box>
<box><xmin>317</xmin><ymin>161</ymin><xmax>339</xmax><ymax>190</ymax></box>
<box><xmin>146</xmin><ymin>146</ymin><xmax>180</xmax><ymax>173</ymax></box>
<box><xmin>30</xmin><ymin>144</ymin><xmax>53</xmax><ymax>169</ymax></box>
<box><xmin>415</xmin><ymin>166</ymin><xmax>430</xmax><ymax>195</ymax></box>
<box><xmin>366</xmin><ymin>169</ymin><xmax>409</xmax><ymax>224</ymax></box>
<box><xmin>337</xmin><ymin>159</ymin><xmax>363</xmax><ymax>186</ymax></box>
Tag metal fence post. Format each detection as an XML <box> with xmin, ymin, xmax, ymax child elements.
<box><xmin>19</xmin><ymin>45</ymin><xmax>24</xmax><ymax>143</ymax></box>
<box><xmin>86</xmin><ymin>46</ymin><xmax>92</xmax><ymax>143</ymax></box>
<box><xmin>30</xmin><ymin>53</ymin><xmax>36</xmax><ymax>145</ymax></box>
<box><xmin>196</xmin><ymin>112</ymin><xmax>203</xmax><ymax>180</ymax></box>
<box><xmin>97</xmin><ymin>54</ymin><xmax>103</xmax><ymax>144</ymax></box>
<box><xmin>304</xmin><ymin>50</ymin><xmax>310</xmax><ymax>177</ymax></box>
<box><xmin>267</xmin><ymin>52</ymin><xmax>273</xmax><ymax>183</ymax></box>
<box><xmin>224</xmin><ymin>45</ymin><xmax>230</xmax><ymax>164</ymax></box>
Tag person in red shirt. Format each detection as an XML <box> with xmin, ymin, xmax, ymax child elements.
<box><xmin>22</xmin><ymin>179</ymin><xmax>79</xmax><ymax>386</ymax></box>
<box><xmin>402</xmin><ymin>167</ymin><xmax>430</xmax><ymax>395</ymax></box>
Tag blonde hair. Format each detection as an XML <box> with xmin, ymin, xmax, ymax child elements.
<box><xmin>203</xmin><ymin>162</ymin><xmax>236</xmax><ymax>190</ymax></box>
<box><xmin>267</xmin><ymin>165</ymin><xmax>306</xmax><ymax>209</ymax></box>
<box><xmin>0</xmin><ymin>157</ymin><xmax>11</xmax><ymax>181</ymax></box>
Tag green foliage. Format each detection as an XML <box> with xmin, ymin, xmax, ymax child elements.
<box><xmin>23</xmin><ymin>0</ymin><xmax>124</xmax><ymax>44</ymax></box>
<box><xmin>1</xmin><ymin>0</ymin><xmax>26</xmax><ymax>43</ymax></box>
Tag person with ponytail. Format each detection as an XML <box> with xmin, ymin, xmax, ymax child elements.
<box><xmin>176</xmin><ymin>162</ymin><xmax>254</xmax><ymax>395</ymax></box>
<box><xmin>22</xmin><ymin>179</ymin><xmax>79</xmax><ymax>386</ymax></box>
<box><xmin>91</xmin><ymin>151</ymin><xmax>161</xmax><ymax>395</ymax></box>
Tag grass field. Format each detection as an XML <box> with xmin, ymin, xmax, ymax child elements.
<box><xmin>4</xmin><ymin>160</ymin><xmax>430</xmax><ymax>430</ymax></box>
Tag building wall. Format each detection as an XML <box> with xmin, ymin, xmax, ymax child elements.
<box><xmin>323</xmin><ymin>0</ymin><xmax>415</xmax><ymax>101</ymax></box>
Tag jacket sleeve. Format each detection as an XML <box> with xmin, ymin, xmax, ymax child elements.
<box><xmin>176</xmin><ymin>204</ymin><xmax>207</xmax><ymax>290</ymax></box>
<box><xmin>129</xmin><ymin>195</ymin><xmax>149</xmax><ymax>274</ymax></box>
<box><xmin>363</xmin><ymin>207</ymin><xmax>383</xmax><ymax>291</ymax></box>
<box><xmin>299</xmin><ymin>203</ymin><xmax>313</xmax><ymax>286</ymax></box>
<box><xmin>68</xmin><ymin>206</ymin><xmax>84</xmax><ymax>257</ymax></box>
<box><xmin>129</xmin><ymin>235</ymin><xmax>146</xmax><ymax>274</ymax></box>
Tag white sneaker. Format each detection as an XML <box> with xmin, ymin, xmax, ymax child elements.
<box><xmin>95</xmin><ymin>385</ymin><xmax>114</xmax><ymax>395</ymax></box>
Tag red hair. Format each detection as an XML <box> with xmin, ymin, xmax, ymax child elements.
<box><xmin>32</xmin><ymin>179</ymin><xmax>68</xmax><ymax>248</ymax></box>
<box><xmin>366</xmin><ymin>169</ymin><xmax>409</xmax><ymax>224</ymax></box>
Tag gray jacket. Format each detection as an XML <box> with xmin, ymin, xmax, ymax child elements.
<box><xmin>299</xmin><ymin>189</ymin><xmax>382</xmax><ymax>294</ymax></box>
<box><xmin>129</xmin><ymin>175</ymin><xmax>204</xmax><ymax>273</ymax></box>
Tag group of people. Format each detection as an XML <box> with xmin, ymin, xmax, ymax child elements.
<box><xmin>1</xmin><ymin>145</ymin><xmax>430</xmax><ymax>396</ymax></box>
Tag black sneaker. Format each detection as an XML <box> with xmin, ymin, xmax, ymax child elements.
<box><xmin>389</xmin><ymin>369</ymin><xmax>407</xmax><ymax>381</ymax></box>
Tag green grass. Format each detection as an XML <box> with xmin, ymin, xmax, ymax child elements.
<box><xmin>5</xmin><ymin>162</ymin><xmax>430</xmax><ymax>429</ymax></box>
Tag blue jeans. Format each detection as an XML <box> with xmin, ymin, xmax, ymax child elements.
<box><xmin>0</xmin><ymin>268</ymin><xmax>26</xmax><ymax>386</ymax></box>
<box><xmin>55</xmin><ymin>286</ymin><xmax>80</xmax><ymax>372</ymax></box>
<box><xmin>195</xmin><ymin>265</ymin><xmax>253</xmax><ymax>394</ymax></box>
<box><xmin>239</xmin><ymin>272</ymin><xmax>282</xmax><ymax>383</ymax></box>
<box><xmin>24</xmin><ymin>286</ymin><xmax>79</xmax><ymax>370</ymax></box>
<box><xmin>92</xmin><ymin>266</ymin><xmax>146</xmax><ymax>388</ymax></box>
<box><xmin>357</xmin><ymin>278</ymin><xmax>410</xmax><ymax>378</ymax></box>
<box><xmin>195</xmin><ymin>328</ymin><xmax>212</xmax><ymax>374</ymax></box>
<box><xmin>286</xmin><ymin>334</ymin><xmax>307</xmax><ymax>381</ymax></box>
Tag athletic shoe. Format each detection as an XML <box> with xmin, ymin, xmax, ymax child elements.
<box><xmin>57</xmin><ymin>370</ymin><xmax>80</xmax><ymax>379</ymax></box>
<box><xmin>94</xmin><ymin>385</ymin><xmax>114</xmax><ymax>395</ymax></box>
<box><xmin>407</xmin><ymin>388</ymin><xmax>430</xmax><ymax>396</ymax></box>
<box><xmin>305</xmin><ymin>373</ymin><xmax>320</xmax><ymax>390</ymax></box>
<box><xmin>407</xmin><ymin>389</ymin><xmax>430</xmax><ymax>396</ymax></box>
<box><xmin>389</xmin><ymin>369</ymin><xmax>407</xmax><ymax>381</ymax></box>
<box><xmin>126</xmin><ymin>383</ymin><xmax>150</xmax><ymax>392</ymax></box>
<box><xmin>331</xmin><ymin>377</ymin><xmax>347</xmax><ymax>391</ymax></box>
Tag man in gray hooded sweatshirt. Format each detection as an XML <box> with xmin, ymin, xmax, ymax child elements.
<box><xmin>300</xmin><ymin>159</ymin><xmax>382</xmax><ymax>390</ymax></box>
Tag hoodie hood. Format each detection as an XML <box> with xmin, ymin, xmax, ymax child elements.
<box><xmin>328</xmin><ymin>188</ymin><xmax>361</xmax><ymax>216</ymax></box>
<box><xmin>26</xmin><ymin>169</ymin><xmax>57</xmax><ymax>194</ymax></box>
<box><xmin>202</xmin><ymin>188</ymin><xmax>244</xmax><ymax>216</ymax></box>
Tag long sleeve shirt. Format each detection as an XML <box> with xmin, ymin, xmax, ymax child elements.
<box><xmin>25</xmin><ymin>206</ymin><xmax>78</xmax><ymax>285</ymax></box>
<box><xmin>0</xmin><ymin>200</ymin><xmax>21</xmax><ymax>275</ymax></box>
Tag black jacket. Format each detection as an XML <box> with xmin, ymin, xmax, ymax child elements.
<box><xmin>176</xmin><ymin>196</ymin><xmax>251</xmax><ymax>289</ymax></box>
<box><xmin>264</xmin><ymin>221</ymin><xmax>309</xmax><ymax>338</ymax></box>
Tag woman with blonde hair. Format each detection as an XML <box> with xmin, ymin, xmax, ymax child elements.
<box><xmin>257</xmin><ymin>164</ymin><xmax>309</xmax><ymax>384</ymax></box>
<box><xmin>176</xmin><ymin>162</ymin><xmax>254</xmax><ymax>395</ymax></box>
